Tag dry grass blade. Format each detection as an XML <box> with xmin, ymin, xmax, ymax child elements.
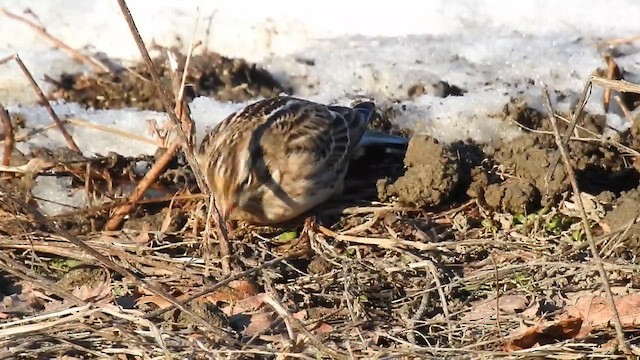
<box><xmin>540</xmin><ymin>83</ymin><xmax>630</xmax><ymax>354</ymax></box>
<box><xmin>0</xmin><ymin>7</ymin><xmax>109</xmax><ymax>73</ymax></box>
<box><xmin>65</xmin><ymin>117</ymin><xmax>157</xmax><ymax>145</ymax></box>
<box><xmin>0</xmin><ymin>101</ymin><xmax>13</xmax><ymax>166</ymax></box>
<box><xmin>262</xmin><ymin>294</ymin><xmax>348</xmax><ymax>359</ymax></box>
<box><xmin>0</xmin><ymin>305</ymin><xmax>96</xmax><ymax>338</ymax></box>
<box><xmin>5</xmin><ymin>117</ymin><xmax>157</xmax><ymax>145</ymax></box>
<box><xmin>15</xmin><ymin>204</ymin><xmax>238</xmax><ymax>344</ymax></box>
<box><xmin>317</xmin><ymin>225</ymin><xmax>496</xmax><ymax>251</ymax></box>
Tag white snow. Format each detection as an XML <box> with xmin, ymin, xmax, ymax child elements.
<box><xmin>0</xmin><ymin>0</ymin><xmax>639</xmax><ymax>214</ymax></box>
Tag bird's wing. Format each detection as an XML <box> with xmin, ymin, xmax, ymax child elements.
<box><xmin>264</xmin><ymin>97</ymin><xmax>374</xmax><ymax>173</ymax></box>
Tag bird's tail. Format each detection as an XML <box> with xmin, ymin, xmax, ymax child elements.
<box><xmin>330</xmin><ymin>101</ymin><xmax>408</xmax><ymax>151</ymax></box>
<box><xmin>358</xmin><ymin>129</ymin><xmax>408</xmax><ymax>149</ymax></box>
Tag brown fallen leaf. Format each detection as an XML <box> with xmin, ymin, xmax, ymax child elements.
<box><xmin>567</xmin><ymin>293</ymin><xmax>640</xmax><ymax>338</ymax></box>
<box><xmin>242</xmin><ymin>311</ymin><xmax>276</xmax><ymax>336</ymax></box>
<box><xmin>221</xmin><ymin>294</ymin><xmax>266</xmax><ymax>316</ymax></box>
<box><xmin>504</xmin><ymin>317</ymin><xmax>582</xmax><ymax>351</ymax></box>
<box><xmin>207</xmin><ymin>279</ymin><xmax>260</xmax><ymax>305</ymax></box>
<box><xmin>136</xmin><ymin>289</ymin><xmax>189</xmax><ymax>309</ymax></box>
<box><xmin>292</xmin><ymin>309</ymin><xmax>333</xmax><ymax>334</ymax></box>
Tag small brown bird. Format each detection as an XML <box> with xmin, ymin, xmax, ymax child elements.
<box><xmin>197</xmin><ymin>96</ymin><xmax>406</xmax><ymax>224</ymax></box>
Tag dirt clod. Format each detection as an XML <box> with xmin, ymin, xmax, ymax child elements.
<box><xmin>602</xmin><ymin>187</ymin><xmax>640</xmax><ymax>255</ymax></box>
<box><xmin>379</xmin><ymin>135</ymin><xmax>459</xmax><ymax>207</ymax></box>
<box><xmin>484</xmin><ymin>179</ymin><xmax>539</xmax><ymax>213</ymax></box>
<box><xmin>493</xmin><ymin>134</ymin><xmax>568</xmax><ymax>207</ymax></box>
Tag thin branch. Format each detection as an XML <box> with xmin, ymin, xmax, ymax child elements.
<box><xmin>541</xmin><ymin>83</ymin><xmax>630</xmax><ymax>354</ymax></box>
<box><xmin>602</xmin><ymin>53</ymin><xmax>619</xmax><ymax>112</ymax></box>
<box><xmin>114</xmin><ymin>0</ymin><xmax>209</xmax><ymax>195</ymax></box>
<box><xmin>0</xmin><ymin>7</ymin><xmax>109</xmax><ymax>73</ymax></box>
<box><xmin>0</xmin><ymin>102</ymin><xmax>13</xmax><ymax>166</ymax></box>
<box><xmin>544</xmin><ymin>78</ymin><xmax>592</xmax><ymax>185</ymax></box>
<box><xmin>115</xmin><ymin>0</ymin><xmax>232</xmax><ymax>275</ymax></box>
<box><xmin>104</xmin><ymin>141</ymin><xmax>180</xmax><ymax>230</ymax></box>
<box><xmin>5</xmin><ymin>54</ymin><xmax>81</xmax><ymax>153</ymax></box>
<box><xmin>590</xmin><ymin>75</ymin><xmax>640</xmax><ymax>94</ymax></box>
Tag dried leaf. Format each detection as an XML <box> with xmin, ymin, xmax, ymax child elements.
<box><xmin>567</xmin><ymin>293</ymin><xmax>640</xmax><ymax>338</ymax></box>
<box><xmin>207</xmin><ymin>280</ymin><xmax>259</xmax><ymax>305</ymax></box>
<box><xmin>69</xmin><ymin>270</ymin><xmax>112</xmax><ymax>304</ymax></box>
<box><xmin>220</xmin><ymin>294</ymin><xmax>266</xmax><ymax>316</ymax></box>
<box><xmin>136</xmin><ymin>295</ymin><xmax>173</xmax><ymax>309</ymax></box>
<box><xmin>292</xmin><ymin>309</ymin><xmax>307</xmax><ymax>321</ymax></box>
<box><xmin>505</xmin><ymin>317</ymin><xmax>582</xmax><ymax>351</ymax></box>
<box><xmin>229</xmin><ymin>280</ymin><xmax>259</xmax><ymax>295</ymax></box>
<box><xmin>311</xmin><ymin>322</ymin><xmax>333</xmax><ymax>334</ymax></box>
<box><xmin>242</xmin><ymin>311</ymin><xmax>276</xmax><ymax>336</ymax></box>
<box><xmin>159</xmin><ymin>196</ymin><xmax>177</xmax><ymax>233</ymax></box>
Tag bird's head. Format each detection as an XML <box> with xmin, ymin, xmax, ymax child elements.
<box><xmin>209</xmin><ymin>148</ymin><xmax>259</xmax><ymax>220</ymax></box>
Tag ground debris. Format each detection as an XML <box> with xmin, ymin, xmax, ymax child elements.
<box><xmin>47</xmin><ymin>49</ymin><xmax>289</xmax><ymax>110</ymax></box>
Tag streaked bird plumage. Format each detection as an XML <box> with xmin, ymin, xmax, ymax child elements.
<box><xmin>197</xmin><ymin>96</ymin><xmax>406</xmax><ymax>224</ymax></box>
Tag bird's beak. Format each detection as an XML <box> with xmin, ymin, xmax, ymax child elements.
<box><xmin>217</xmin><ymin>198</ymin><xmax>236</xmax><ymax>221</ymax></box>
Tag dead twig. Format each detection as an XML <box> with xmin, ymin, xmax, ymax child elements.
<box><xmin>263</xmin><ymin>294</ymin><xmax>348</xmax><ymax>359</ymax></box>
<box><xmin>114</xmin><ymin>0</ymin><xmax>208</xmax><ymax>195</ymax></box>
<box><xmin>602</xmin><ymin>53</ymin><xmax>620</xmax><ymax>112</ymax></box>
<box><xmin>541</xmin><ymin>83</ymin><xmax>630</xmax><ymax>354</ymax></box>
<box><xmin>597</xmin><ymin>35</ymin><xmax>640</xmax><ymax>48</ymax></box>
<box><xmin>104</xmin><ymin>141</ymin><xmax>180</xmax><ymax>230</ymax></box>
<box><xmin>590</xmin><ymin>76</ymin><xmax>640</xmax><ymax>94</ymax></box>
<box><xmin>0</xmin><ymin>102</ymin><xmax>13</xmax><ymax>166</ymax></box>
<box><xmin>0</xmin><ymin>7</ymin><xmax>109</xmax><ymax>73</ymax></box>
<box><xmin>142</xmin><ymin>255</ymin><xmax>289</xmax><ymax>319</ymax></box>
<box><xmin>613</xmin><ymin>95</ymin><xmax>634</xmax><ymax>126</ymax></box>
<box><xmin>546</xmin><ymin>75</ymin><xmax>640</xmax><ymax>184</ymax></box>
<box><xmin>115</xmin><ymin>0</ymin><xmax>232</xmax><ymax>275</ymax></box>
<box><xmin>0</xmin><ymin>54</ymin><xmax>81</xmax><ymax>153</ymax></box>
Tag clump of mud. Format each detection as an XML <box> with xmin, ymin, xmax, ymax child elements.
<box><xmin>601</xmin><ymin>187</ymin><xmax>640</xmax><ymax>256</ymax></box>
<box><xmin>491</xmin><ymin>134</ymin><xmax>568</xmax><ymax>207</ymax></box>
<box><xmin>477</xmin><ymin>99</ymin><xmax>640</xmax><ymax>212</ymax></box>
<box><xmin>483</xmin><ymin>179</ymin><xmax>539</xmax><ymax>214</ymax></box>
<box><xmin>377</xmin><ymin>135</ymin><xmax>459</xmax><ymax>207</ymax></box>
<box><xmin>48</xmin><ymin>50</ymin><xmax>288</xmax><ymax>111</ymax></box>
